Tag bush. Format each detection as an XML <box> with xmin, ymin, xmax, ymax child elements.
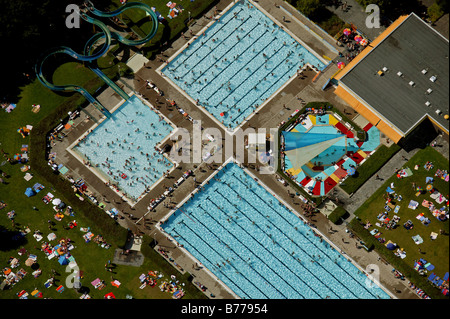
<box><xmin>328</xmin><ymin>206</ymin><xmax>348</xmax><ymax>224</ymax></box>
<box><xmin>296</xmin><ymin>0</ymin><xmax>321</xmax><ymax>19</ymax></box>
<box><xmin>428</xmin><ymin>2</ymin><xmax>445</xmax><ymax>22</ymax></box>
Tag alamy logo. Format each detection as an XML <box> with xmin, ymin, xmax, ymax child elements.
<box><xmin>66</xmin><ymin>4</ymin><xmax>81</xmax><ymax>29</ymax></box>
<box><xmin>168</xmin><ymin>121</ymin><xmax>278</xmax><ymax>175</ymax></box>
<box><xmin>365</xmin><ymin>264</ymin><xmax>380</xmax><ymax>289</ymax></box>
<box><xmin>65</xmin><ymin>262</ymin><xmax>81</xmax><ymax>288</ymax></box>
<box><xmin>365</xmin><ymin>4</ymin><xmax>380</xmax><ymax>29</ymax></box>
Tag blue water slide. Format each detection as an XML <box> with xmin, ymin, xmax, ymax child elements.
<box><xmin>35</xmin><ymin>1</ymin><xmax>159</xmax><ymax>117</ymax></box>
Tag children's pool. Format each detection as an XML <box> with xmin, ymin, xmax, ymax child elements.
<box><xmin>283</xmin><ymin>113</ymin><xmax>381</xmax><ymax>196</ymax></box>
<box><xmin>74</xmin><ymin>95</ymin><xmax>174</xmax><ymax>201</ymax></box>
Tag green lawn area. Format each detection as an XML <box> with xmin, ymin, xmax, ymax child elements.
<box><xmin>0</xmin><ymin>87</ymin><xmax>205</xmax><ymax>298</ymax></box>
<box><xmin>353</xmin><ymin>146</ymin><xmax>449</xmax><ymax>290</ymax></box>
<box><xmin>109</xmin><ymin>0</ymin><xmax>217</xmax><ymax>58</ymax></box>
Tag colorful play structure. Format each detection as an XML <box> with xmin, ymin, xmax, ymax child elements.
<box><xmin>281</xmin><ymin>109</ymin><xmax>380</xmax><ymax>196</ymax></box>
<box><xmin>35</xmin><ymin>1</ymin><xmax>159</xmax><ymax>118</ymax></box>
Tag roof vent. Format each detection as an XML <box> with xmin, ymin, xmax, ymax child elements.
<box><xmin>425</xmin><ymin>101</ymin><xmax>431</xmax><ymax>107</ymax></box>
<box><xmin>426</xmin><ymin>88</ymin><xmax>433</xmax><ymax>94</ymax></box>
<box><xmin>377</xmin><ymin>70</ymin><xmax>384</xmax><ymax>76</ymax></box>
<box><xmin>397</xmin><ymin>71</ymin><xmax>403</xmax><ymax>77</ymax></box>
<box><xmin>409</xmin><ymin>81</ymin><xmax>415</xmax><ymax>86</ymax></box>
<box><xmin>421</xmin><ymin>69</ymin><xmax>428</xmax><ymax>75</ymax></box>
<box><xmin>430</xmin><ymin>75</ymin><xmax>437</xmax><ymax>82</ymax></box>
<box><xmin>382</xmin><ymin>67</ymin><xmax>388</xmax><ymax>72</ymax></box>
<box><xmin>435</xmin><ymin>109</ymin><xmax>442</xmax><ymax>115</ymax></box>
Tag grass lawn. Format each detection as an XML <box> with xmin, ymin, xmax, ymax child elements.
<box><xmin>0</xmin><ymin>108</ymin><xmax>204</xmax><ymax>299</ymax></box>
<box><xmin>0</xmin><ymin>64</ymin><xmax>206</xmax><ymax>299</ymax></box>
<box><xmin>108</xmin><ymin>0</ymin><xmax>217</xmax><ymax>58</ymax></box>
<box><xmin>353</xmin><ymin>146</ymin><xmax>449</xmax><ymax>279</ymax></box>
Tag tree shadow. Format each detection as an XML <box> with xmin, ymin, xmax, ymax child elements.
<box><xmin>141</xmin><ymin>20</ymin><xmax>172</xmax><ymax>60</ymax></box>
<box><xmin>0</xmin><ymin>225</ymin><xmax>28</xmax><ymax>252</ymax></box>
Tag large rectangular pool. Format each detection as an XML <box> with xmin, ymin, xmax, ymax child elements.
<box><xmin>161</xmin><ymin>0</ymin><xmax>328</xmax><ymax>130</ymax></box>
<box><xmin>162</xmin><ymin>162</ymin><xmax>390</xmax><ymax>299</ymax></box>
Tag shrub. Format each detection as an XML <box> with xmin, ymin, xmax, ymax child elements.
<box><xmin>428</xmin><ymin>2</ymin><xmax>445</xmax><ymax>23</ymax></box>
<box><xmin>328</xmin><ymin>206</ymin><xmax>348</xmax><ymax>224</ymax></box>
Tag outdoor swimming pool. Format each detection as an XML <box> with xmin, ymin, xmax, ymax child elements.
<box><xmin>162</xmin><ymin>162</ymin><xmax>390</xmax><ymax>299</ymax></box>
<box><xmin>73</xmin><ymin>95</ymin><xmax>174</xmax><ymax>201</ymax></box>
<box><xmin>161</xmin><ymin>0</ymin><xmax>327</xmax><ymax>130</ymax></box>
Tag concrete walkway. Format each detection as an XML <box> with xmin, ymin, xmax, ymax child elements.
<box><xmin>325</xmin><ymin>0</ymin><xmax>386</xmax><ymax>41</ymax></box>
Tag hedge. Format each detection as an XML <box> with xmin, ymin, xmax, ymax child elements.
<box><xmin>328</xmin><ymin>206</ymin><xmax>348</xmax><ymax>224</ymax></box>
<box><xmin>340</xmin><ymin>143</ymin><xmax>401</xmax><ymax>195</ymax></box>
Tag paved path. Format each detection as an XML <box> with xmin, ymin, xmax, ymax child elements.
<box><xmin>325</xmin><ymin>0</ymin><xmax>386</xmax><ymax>41</ymax></box>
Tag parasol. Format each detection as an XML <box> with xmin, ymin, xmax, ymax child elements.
<box><xmin>343</xmin><ymin>28</ymin><xmax>351</xmax><ymax>36</ymax></box>
<box><xmin>14</xmin><ymin>154</ymin><xmax>22</xmax><ymax>161</ymax></box>
<box><xmin>337</xmin><ymin>61</ymin><xmax>346</xmax><ymax>69</ymax></box>
<box><xmin>354</xmin><ymin>35</ymin><xmax>363</xmax><ymax>42</ymax></box>
<box><xmin>52</xmin><ymin>198</ymin><xmax>61</xmax><ymax>205</ymax></box>
<box><xmin>360</xmin><ymin>38</ymin><xmax>368</xmax><ymax>46</ymax></box>
<box><xmin>347</xmin><ymin>166</ymin><xmax>356</xmax><ymax>176</ymax></box>
<box><xmin>386</xmin><ymin>242</ymin><xmax>396</xmax><ymax>250</ymax></box>
<box><xmin>25</xmin><ymin>259</ymin><xmax>34</xmax><ymax>267</ymax></box>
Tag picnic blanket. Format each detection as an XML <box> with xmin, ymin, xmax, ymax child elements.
<box><xmin>397</xmin><ymin>167</ymin><xmax>413</xmax><ymax>178</ymax></box>
<box><xmin>408</xmin><ymin>200</ymin><xmax>419</xmax><ymax>210</ymax></box>
<box><xmin>412</xmin><ymin>234</ymin><xmax>423</xmax><ymax>245</ymax></box>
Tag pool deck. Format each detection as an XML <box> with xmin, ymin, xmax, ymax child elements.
<box><xmin>46</xmin><ymin>0</ymin><xmax>435</xmax><ymax>299</ymax></box>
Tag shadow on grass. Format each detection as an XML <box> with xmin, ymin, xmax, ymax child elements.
<box><xmin>0</xmin><ymin>225</ymin><xmax>28</xmax><ymax>252</ymax></box>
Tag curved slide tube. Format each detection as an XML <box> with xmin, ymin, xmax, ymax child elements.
<box><xmin>35</xmin><ymin>1</ymin><xmax>158</xmax><ymax>118</ymax></box>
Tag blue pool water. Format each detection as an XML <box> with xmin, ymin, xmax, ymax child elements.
<box><xmin>162</xmin><ymin>163</ymin><xmax>390</xmax><ymax>299</ymax></box>
<box><xmin>162</xmin><ymin>0</ymin><xmax>327</xmax><ymax>130</ymax></box>
<box><xmin>74</xmin><ymin>95</ymin><xmax>174</xmax><ymax>201</ymax></box>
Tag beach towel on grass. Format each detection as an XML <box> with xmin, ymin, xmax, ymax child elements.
<box><xmin>412</xmin><ymin>235</ymin><xmax>423</xmax><ymax>245</ymax></box>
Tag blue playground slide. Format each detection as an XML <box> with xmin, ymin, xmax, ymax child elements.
<box><xmin>35</xmin><ymin>1</ymin><xmax>158</xmax><ymax>118</ymax></box>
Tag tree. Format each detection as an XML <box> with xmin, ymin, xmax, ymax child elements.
<box><xmin>296</xmin><ymin>0</ymin><xmax>322</xmax><ymax>19</ymax></box>
<box><xmin>0</xmin><ymin>0</ymin><xmax>113</xmax><ymax>103</ymax></box>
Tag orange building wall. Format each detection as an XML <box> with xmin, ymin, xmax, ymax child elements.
<box><xmin>334</xmin><ymin>86</ymin><xmax>404</xmax><ymax>143</ymax></box>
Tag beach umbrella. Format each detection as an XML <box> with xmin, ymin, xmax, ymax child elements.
<box><xmin>25</xmin><ymin>259</ymin><xmax>34</xmax><ymax>267</ymax></box>
<box><xmin>347</xmin><ymin>167</ymin><xmax>356</xmax><ymax>176</ymax></box>
<box><xmin>14</xmin><ymin>154</ymin><xmax>22</xmax><ymax>161</ymax></box>
<box><xmin>360</xmin><ymin>38</ymin><xmax>368</xmax><ymax>46</ymax></box>
<box><xmin>52</xmin><ymin>198</ymin><xmax>61</xmax><ymax>205</ymax></box>
<box><xmin>354</xmin><ymin>35</ymin><xmax>363</xmax><ymax>43</ymax></box>
<box><xmin>337</xmin><ymin>61</ymin><xmax>346</xmax><ymax>69</ymax></box>
<box><xmin>343</xmin><ymin>28</ymin><xmax>351</xmax><ymax>36</ymax></box>
<box><xmin>386</xmin><ymin>243</ymin><xmax>396</xmax><ymax>250</ymax></box>
<box><xmin>259</xmin><ymin>152</ymin><xmax>272</xmax><ymax>164</ymax></box>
